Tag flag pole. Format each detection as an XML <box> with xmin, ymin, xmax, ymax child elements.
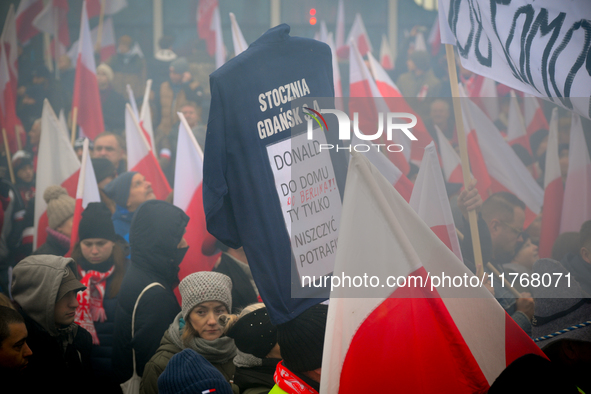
<box><xmin>95</xmin><ymin>0</ymin><xmax>106</xmax><ymax>52</ymax></box>
<box><xmin>445</xmin><ymin>44</ymin><xmax>484</xmax><ymax>278</ymax></box>
<box><xmin>15</xmin><ymin>125</ymin><xmax>22</xmax><ymax>151</ymax></box>
<box><xmin>71</xmin><ymin>106</ymin><xmax>78</xmax><ymax>146</ymax></box>
<box><xmin>2</xmin><ymin>128</ymin><xmax>15</xmax><ymax>184</ymax></box>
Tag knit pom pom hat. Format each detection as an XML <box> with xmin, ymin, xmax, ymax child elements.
<box><xmin>44</xmin><ymin>185</ymin><xmax>75</xmax><ymax>229</ymax></box>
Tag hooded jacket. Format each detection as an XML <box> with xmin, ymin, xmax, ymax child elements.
<box><xmin>112</xmin><ymin>200</ymin><xmax>189</xmax><ymax>382</ymax></box>
<box><xmin>11</xmin><ymin>255</ymin><xmax>93</xmax><ymax>393</ymax></box>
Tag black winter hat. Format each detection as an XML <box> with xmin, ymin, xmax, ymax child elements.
<box><xmin>91</xmin><ymin>158</ymin><xmax>116</xmax><ymax>184</ymax></box>
<box><xmin>78</xmin><ymin>202</ymin><xmax>116</xmax><ymax>242</ymax></box>
<box><xmin>158</xmin><ymin>349</ymin><xmax>233</xmax><ymax>394</ymax></box>
<box><xmin>227</xmin><ymin>307</ymin><xmax>277</xmax><ymax>359</ymax></box>
<box><xmin>277</xmin><ymin>303</ymin><xmax>328</xmax><ymax>373</ymax></box>
<box><xmin>103</xmin><ymin>171</ymin><xmax>137</xmax><ymax>208</ymax></box>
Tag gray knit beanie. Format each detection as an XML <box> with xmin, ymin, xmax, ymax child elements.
<box><xmin>179</xmin><ymin>272</ymin><xmax>232</xmax><ymax>320</ymax></box>
<box><xmin>43</xmin><ymin>185</ymin><xmax>75</xmax><ymax>229</ymax></box>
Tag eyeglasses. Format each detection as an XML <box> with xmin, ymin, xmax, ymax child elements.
<box><xmin>500</xmin><ymin>220</ymin><xmax>524</xmax><ymax>238</ymax></box>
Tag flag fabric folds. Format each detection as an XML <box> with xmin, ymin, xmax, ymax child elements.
<box><xmin>320</xmin><ymin>152</ymin><xmax>544</xmax><ymax>393</ymax></box>
<box><xmin>229</xmin><ymin>12</ymin><xmax>248</xmax><ymax>57</ymax></box>
<box><xmin>379</xmin><ymin>34</ymin><xmax>393</xmax><ymax>70</ymax></box>
<box><xmin>15</xmin><ymin>0</ymin><xmax>44</xmax><ymax>44</ymax></box>
<box><xmin>346</xmin><ymin>13</ymin><xmax>372</xmax><ymax>57</ymax></box>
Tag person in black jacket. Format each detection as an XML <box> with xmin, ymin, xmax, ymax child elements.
<box><xmin>11</xmin><ymin>255</ymin><xmax>94</xmax><ymax>394</ymax></box>
<box><xmin>72</xmin><ymin>202</ymin><xmax>128</xmax><ymax>393</ymax></box>
<box><xmin>112</xmin><ymin>200</ymin><xmax>189</xmax><ymax>383</ymax></box>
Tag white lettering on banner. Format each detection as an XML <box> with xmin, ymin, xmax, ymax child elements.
<box><xmin>266</xmin><ymin>130</ymin><xmax>342</xmax><ymax>284</ymax></box>
<box><xmin>439</xmin><ymin>0</ymin><xmax>591</xmax><ymax>119</ymax></box>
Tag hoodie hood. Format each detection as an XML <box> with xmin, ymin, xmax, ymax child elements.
<box><xmin>129</xmin><ymin>200</ymin><xmax>189</xmax><ymax>285</ymax></box>
<box><xmin>12</xmin><ymin>255</ymin><xmax>81</xmax><ymax>336</ymax></box>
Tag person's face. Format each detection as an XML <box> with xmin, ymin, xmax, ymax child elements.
<box><xmin>491</xmin><ymin>207</ymin><xmax>526</xmax><ymax>258</ymax></box>
<box><xmin>127</xmin><ymin>173</ymin><xmax>155</xmax><ymax>212</ymax></box>
<box><xmin>430</xmin><ymin>100</ymin><xmax>450</xmax><ymax>127</ymax></box>
<box><xmin>54</xmin><ymin>290</ymin><xmax>79</xmax><ymax>327</ymax></box>
<box><xmin>535</xmin><ymin>135</ymin><xmax>548</xmax><ymax>158</ymax></box>
<box><xmin>81</xmin><ymin>238</ymin><xmax>115</xmax><ymax>264</ymax></box>
<box><xmin>181</xmin><ymin>106</ymin><xmax>199</xmax><ymax>128</ymax></box>
<box><xmin>96</xmin><ymin>69</ymin><xmax>110</xmax><ymax>90</ymax></box>
<box><xmin>28</xmin><ymin>122</ymin><xmax>41</xmax><ymax>146</ymax></box>
<box><xmin>93</xmin><ymin>135</ymin><xmax>123</xmax><ymax>167</ymax></box>
<box><xmin>0</xmin><ymin>323</ymin><xmax>32</xmax><ymax>371</ymax></box>
<box><xmin>16</xmin><ymin>164</ymin><xmax>34</xmax><ymax>183</ymax></box>
<box><xmin>513</xmin><ymin>238</ymin><xmax>539</xmax><ymax>269</ymax></box>
<box><xmin>55</xmin><ymin>216</ymin><xmax>73</xmax><ymax>238</ymax></box>
<box><xmin>188</xmin><ymin>301</ymin><xmax>228</xmax><ymax>341</ymax></box>
<box><xmin>117</xmin><ymin>43</ymin><xmax>130</xmax><ymax>54</ymax></box>
<box><xmin>169</xmin><ymin>69</ymin><xmax>182</xmax><ymax>84</ymax></box>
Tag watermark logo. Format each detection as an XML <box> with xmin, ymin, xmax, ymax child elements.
<box><xmin>305</xmin><ymin>108</ymin><xmax>418</xmax><ymax>153</ymax></box>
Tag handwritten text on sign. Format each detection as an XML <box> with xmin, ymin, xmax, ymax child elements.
<box><xmin>267</xmin><ymin>130</ymin><xmax>341</xmax><ymax>284</ymax></box>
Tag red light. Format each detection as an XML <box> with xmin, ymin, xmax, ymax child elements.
<box><xmin>310</xmin><ymin>8</ymin><xmax>316</xmax><ymax>16</ymax></box>
<box><xmin>309</xmin><ymin>17</ymin><xmax>317</xmax><ymax>25</ymax></box>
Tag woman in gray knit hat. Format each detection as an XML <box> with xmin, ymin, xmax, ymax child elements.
<box><xmin>33</xmin><ymin>185</ymin><xmax>75</xmax><ymax>256</ymax></box>
<box><xmin>141</xmin><ymin>271</ymin><xmax>238</xmax><ymax>394</ymax></box>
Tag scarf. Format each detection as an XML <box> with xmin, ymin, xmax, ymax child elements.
<box><xmin>234</xmin><ymin>349</ymin><xmax>262</xmax><ymax>368</ymax></box>
<box><xmin>274</xmin><ymin>361</ymin><xmax>318</xmax><ymax>394</ymax></box>
<box><xmin>74</xmin><ymin>265</ymin><xmax>115</xmax><ymax>345</ymax></box>
<box><xmin>168</xmin><ymin>312</ymin><xmax>236</xmax><ymax>364</ymax></box>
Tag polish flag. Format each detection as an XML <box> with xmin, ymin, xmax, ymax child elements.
<box><xmin>86</xmin><ymin>0</ymin><xmax>127</xmax><ymax>18</ymax></box>
<box><xmin>197</xmin><ymin>0</ymin><xmax>218</xmax><ymax>57</ymax></box>
<box><xmin>69</xmin><ymin>138</ymin><xmax>101</xmax><ymax>251</ymax></box>
<box><xmin>524</xmin><ymin>93</ymin><xmax>549</xmax><ymax>136</ymax></box>
<box><xmin>335</xmin><ymin>0</ymin><xmax>347</xmax><ymax>58</ymax></box>
<box><xmin>72</xmin><ymin>1</ymin><xmax>104</xmax><ymax>141</ymax></box>
<box><xmin>461</xmin><ymin>92</ymin><xmax>543</xmax><ymax>228</ymax></box>
<box><xmin>15</xmin><ymin>0</ymin><xmax>44</xmax><ymax>44</ymax></box>
<box><xmin>34</xmin><ymin>99</ymin><xmax>81</xmax><ymax>249</ymax></box>
<box><xmin>410</xmin><ymin>142</ymin><xmax>463</xmax><ymax>261</ymax></box>
<box><xmin>229</xmin><ymin>12</ymin><xmax>248</xmax><ymax>57</ymax></box>
<box><xmin>125</xmin><ymin>104</ymin><xmax>171</xmax><ymax>200</ymax></box>
<box><xmin>211</xmin><ymin>6</ymin><xmax>225</xmax><ymax>69</ymax></box>
<box><xmin>173</xmin><ymin>113</ymin><xmax>219</xmax><ymax>302</ymax></box>
<box><xmin>559</xmin><ymin>113</ymin><xmax>591</xmax><ymax>233</ymax></box>
<box><xmin>435</xmin><ymin>125</ymin><xmax>464</xmax><ymax>184</ymax></box>
<box><xmin>0</xmin><ymin>43</ymin><xmax>22</xmax><ymax>154</ymax></box>
<box><xmin>139</xmin><ymin>80</ymin><xmax>156</xmax><ymax>151</ymax></box>
<box><xmin>347</xmin><ymin>13</ymin><xmax>372</xmax><ymax>57</ymax></box>
<box><xmin>462</xmin><ymin>74</ymin><xmax>499</xmax><ymax>123</ymax></box>
<box><xmin>67</xmin><ymin>17</ymin><xmax>117</xmax><ymax>65</ymax></box>
<box><xmin>367</xmin><ymin>51</ymin><xmax>432</xmax><ymax>165</ymax></box>
<box><xmin>428</xmin><ymin>16</ymin><xmax>441</xmax><ymax>56</ymax></box>
<box><xmin>32</xmin><ymin>0</ymin><xmax>70</xmax><ymax>59</ymax></box>
<box><xmin>2</xmin><ymin>5</ymin><xmax>19</xmax><ymax>99</ymax></box>
<box><xmin>320</xmin><ymin>152</ymin><xmax>545</xmax><ymax>393</ymax></box>
<box><xmin>349</xmin><ymin>42</ymin><xmax>410</xmax><ymax>176</ymax></box>
<box><xmin>506</xmin><ymin>90</ymin><xmax>531</xmax><ymax>153</ymax></box>
<box><xmin>352</xmin><ymin>135</ymin><xmax>413</xmax><ymax>202</ymax></box>
<box><xmin>538</xmin><ymin>109</ymin><xmax>563</xmax><ymax>258</ymax></box>
<box><xmin>326</xmin><ymin>33</ymin><xmax>343</xmax><ymax>109</ymax></box>
<box><xmin>379</xmin><ymin>34</ymin><xmax>394</xmax><ymax>70</ymax></box>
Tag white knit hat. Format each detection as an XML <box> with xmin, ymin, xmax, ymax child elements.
<box><xmin>179</xmin><ymin>272</ymin><xmax>232</xmax><ymax>320</ymax></box>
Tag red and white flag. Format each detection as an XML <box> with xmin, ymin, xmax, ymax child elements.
<box><xmin>67</xmin><ymin>16</ymin><xmax>117</xmax><ymax>65</ymax></box>
<box><xmin>34</xmin><ymin>99</ymin><xmax>80</xmax><ymax>249</ymax></box>
<box><xmin>320</xmin><ymin>152</ymin><xmax>545</xmax><ymax>393</ymax></box>
<box><xmin>367</xmin><ymin>51</ymin><xmax>432</xmax><ymax>165</ymax></box>
<box><xmin>70</xmin><ymin>138</ymin><xmax>101</xmax><ymax>251</ymax></box>
<box><xmin>197</xmin><ymin>0</ymin><xmax>218</xmax><ymax>57</ymax></box>
<box><xmin>139</xmin><ymin>80</ymin><xmax>155</xmax><ymax>151</ymax></box>
<box><xmin>461</xmin><ymin>74</ymin><xmax>499</xmax><ymax>123</ymax></box>
<box><xmin>428</xmin><ymin>16</ymin><xmax>441</xmax><ymax>56</ymax></box>
<box><xmin>125</xmin><ymin>104</ymin><xmax>171</xmax><ymax>200</ymax></box>
<box><xmin>173</xmin><ymin>113</ymin><xmax>219</xmax><ymax>301</ymax></box>
<box><xmin>86</xmin><ymin>0</ymin><xmax>127</xmax><ymax>18</ymax></box>
<box><xmin>461</xmin><ymin>90</ymin><xmax>543</xmax><ymax>228</ymax></box>
<box><xmin>349</xmin><ymin>43</ymin><xmax>410</xmax><ymax>176</ymax></box>
<box><xmin>211</xmin><ymin>6</ymin><xmax>225</xmax><ymax>69</ymax></box>
<box><xmin>410</xmin><ymin>142</ymin><xmax>462</xmax><ymax>261</ymax></box>
<box><xmin>538</xmin><ymin>109</ymin><xmax>563</xmax><ymax>258</ymax></box>
<box><xmin>506</xmin><ymin>90</ymin><xmax>531</xmax><ymax>153</ymax></box>
<box><xmin>524</xmin><ymin>93</ymin><xmax>549</xmax><ymax>136</ymax></box>
<box><xmin>560</xmin><ymin>113</ymin><xmax>591</xmax><ymax>233</ymax></box>
<box><xmin>15</xmin><ymin>0</ymin><xmax>44</xmax><ymax>44</ymax></box>
<box><xmin>346</xmin><ymin>13</ymin><xmax>372</xmax><ymax>57</ymax></box>
<box><xmin>229</xmin><ymin>12</ymin><xmax>248</xmax><ymax>57</ymax></box>
<box><xmin>72</xmin><ymin>1</ymin><xmax>104</xmax><ymax>141</ymax></box>
<box><xmin>379</xmin><ymin>34</ymin><xmax>393</xmax><ymax>70</ymax></box>
<box><xmin>2</xmin><ymin>5</ymin><xmax>19</xmax><ymax>99</ymax></box>
<box><xmin>352</xmin><ymin>135</ymin><xmax>413</xmax><ymax>202</ymax></box>
<box><xmin>435</xmin><ymin>125</ymin><xmax>464</xmax><ymax>184</ymax></box>
<box><xmin>0</xmin><ymin>43</ymin><xmax>21</xmax><ymax>154</ymax></box>
<box><xmin>32</xmin><ymin>0</ymin><xmax>70</xmax><ymax>59</ymax></box>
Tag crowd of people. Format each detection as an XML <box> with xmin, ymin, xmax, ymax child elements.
<box><xmin>0</xmin><ymin>16</ymin><xmax>589</xmax><ymax>394</ymax></box>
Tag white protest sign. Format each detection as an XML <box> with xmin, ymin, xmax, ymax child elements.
<box><xmin>267</xmin><ymin>130</ymin><xmax>341</xmax><ymax>284</ymax></box>
<box><xmin>438</xmin><ymin>0</ymin><xmax>591</xmax><ymax>119</ymax></box>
